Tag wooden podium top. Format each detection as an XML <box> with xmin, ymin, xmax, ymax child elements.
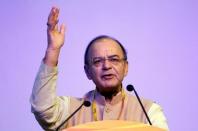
<box><xmin>65</xmin><ymin>120</ymin><xmax>166</xmax><ymax>131</ymax></box>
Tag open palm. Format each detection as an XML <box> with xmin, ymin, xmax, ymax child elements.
<box><xmin>47</xmin><ymin>7</ymin><xmax>65</xmax><ymax>50</ymax></box>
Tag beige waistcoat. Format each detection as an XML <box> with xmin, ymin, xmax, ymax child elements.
<box><xmin>61</xmin><ymin>89</ymin><xmax>153</xmax><ymax>130</ymax></box>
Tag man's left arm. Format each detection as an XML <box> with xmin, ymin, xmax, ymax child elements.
<box><xmin>148</xmin><ymin>103</ymin><xmax>169</xmax><ymax>130</ymax></box>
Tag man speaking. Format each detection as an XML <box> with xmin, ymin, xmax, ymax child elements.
<box><xmin>30</xmin><ymin>7</ymin><xmax>169</xmax><ymax>131</ymax></box>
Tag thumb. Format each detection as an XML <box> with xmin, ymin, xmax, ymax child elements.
<box><xmin>60</xmin><ymin>24</ymin><xmax>66</xmax><ymax>35</ymax></box>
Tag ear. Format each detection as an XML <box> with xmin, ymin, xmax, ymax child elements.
<box><xmin>84</xmin><ymin>65</ymin><xmax>92</xmax><ymax>80</ymax></box>
<box><xmin>124</xmin><ymin>61</ymin><xmax>129</xmax><ymax>77</ymax></box>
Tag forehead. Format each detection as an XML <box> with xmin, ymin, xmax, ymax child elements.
<box><xmin>88</xmin><ymin>38</ymin><xmax>124</xmax><ymax>58</ymax></box>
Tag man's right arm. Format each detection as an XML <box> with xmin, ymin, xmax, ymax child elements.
<box><xmin>30</xmin><ymin>7</ymin><xmax>68</xmax><ymax>130</ymax></box>
<box><xmin>30</xmin><ymin>61</ymin><xmax>70</xmax><ymax>130</ymax></box>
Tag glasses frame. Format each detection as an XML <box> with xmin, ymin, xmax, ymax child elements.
<box><xmin>90</xmin><ymin>56</ymin><xmax>127</xmax><ymax>67</ymax></box>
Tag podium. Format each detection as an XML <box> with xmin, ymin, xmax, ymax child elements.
<box><xmin>65</xmin><ymin>120</ymin><xmax>166</xmax><ymax>131</ymax></box>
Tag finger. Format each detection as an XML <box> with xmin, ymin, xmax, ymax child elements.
<box><xmin>60</xmin><ymin>24</ymin><xmax>66</xmax><ymax>35</ymax></box>
<box><xmin>48</xmin><ymin>7</ymin><xmax>56</xmax><ymax>21</ymax></box>
<box><xmin>53</xmin><ymin>7</ymin><xmax>59</xmax><ymax>23</ymax></box>
<box><xmin>47</xmin><ymin>8</ymin><xmax>55</xmax><ymax>28</ymax></box>
<box><xmin>54</xmin><ymin>7</ymin><xmax>59</xmax><ymax>20</ymax></box>
<box><xmin>47</xmin><ymin>22</ymin><xmax>56</xmax><ymax>31</ymax></box>
<box><xmin>47</xmin><ymin>7</ymin><xmax>59</xmax><ymax>30</ymax></box>
<box><xmin>55</xmin><ymin>24</ymin><xmax>58</xmax><ymax>31</ymax></box>
<box><xmin>48</xmin><ymin>7</ymin><xmax>59</xmax><ymax>25</ymax></box>
<box><xmin>48</xmin><ymin>7</ymin><xmax>55</xmax><ymax>17</ymax></box>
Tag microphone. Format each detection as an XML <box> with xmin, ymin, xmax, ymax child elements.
<box><xmin>56</xmin><ymin>100</ymin><xmax>91</xmax><ymax>131</ymax></box>
<box><xmin>126</xmin><ymin>84</ymin><xmax>152</xmax><ymax>125</ymax></box>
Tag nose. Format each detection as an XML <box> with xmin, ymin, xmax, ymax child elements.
<box><xmin>102</xmin><ymin>59</ymin><xmax>112</xmax><ymax>70</ymax></box>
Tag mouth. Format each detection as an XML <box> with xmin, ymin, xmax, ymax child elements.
<box><xmin>101</xmin><ymin>74</ymin><xmax>115</xmax><ymax>80</ymax></box>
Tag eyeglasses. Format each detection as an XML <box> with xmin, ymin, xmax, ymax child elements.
<box><xmin>91</xmin><ymin>57</ymin><xmax>126</xmax><ymax>67</ymax></box>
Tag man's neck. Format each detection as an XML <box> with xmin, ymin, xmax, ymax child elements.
<box><xmin>97</xmin><ymin>85</ymin><xmax>122</xmax><ymax>101</ymax></box>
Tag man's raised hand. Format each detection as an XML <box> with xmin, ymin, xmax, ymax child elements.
<box><xmin>47</xmin><ymin>7</ymin><xmax>65</xmax><ymax>50</ymax></box>
<box><xmin>44</xmin><ymin>7</ymin><xmax>66</xmax><ymax>66</ymax></box>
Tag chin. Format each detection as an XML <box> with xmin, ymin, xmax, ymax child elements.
<box><xmin>102</xmin><ymin>83</ymin><xmax>117</xmax><ymax>88</ymax></box>
<box><xmin>99</xmin><ymin>83</ymin><xmax>120</xmax><ymax>92</ymax></box>
<box><xmin>97</xmin><ymin>86</ymin><xmax>120</xmax><ymax>97</ymax></box>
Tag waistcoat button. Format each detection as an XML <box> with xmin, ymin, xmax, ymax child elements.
<box><xmin>105</xmin><ymin>107</ymin><xmax>111</xmax><ymax>113</ymax></box>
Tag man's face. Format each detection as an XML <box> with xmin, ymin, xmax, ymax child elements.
<box><xmin>85</xmin><ymin>38</ymin><xmax>128</xmax><ymax>94</ymax></box>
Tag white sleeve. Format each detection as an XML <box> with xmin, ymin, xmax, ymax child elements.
<box><xmin>148</xmin><ymin>103</ymin><xmax>169</xmax><ymax>130</ymax></box>
<box><xmin>30</xmin><ymin>62</ymin><xmax>70</xmax><ymax>130</ymax></box>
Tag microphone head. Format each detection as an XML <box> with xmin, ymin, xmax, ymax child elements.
<box><xmin>83</xmin><ymin>101</ymin><xmax>91</xmax><ymax>107</ymax></box>
<box><xmin>126</xmin><ymin>84</ymin><xmax>134</xmax><ymax>92</ymax></box>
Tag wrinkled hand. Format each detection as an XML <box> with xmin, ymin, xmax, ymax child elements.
<box><xmin>47</xmin><ymin>7</ymin><xmax>65</xmax><ymax>50</ymax></box>
<box><xmin>43</xmin><ymin>7</ymin><xmax>66</xmax><ymax>66</ymax></box>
